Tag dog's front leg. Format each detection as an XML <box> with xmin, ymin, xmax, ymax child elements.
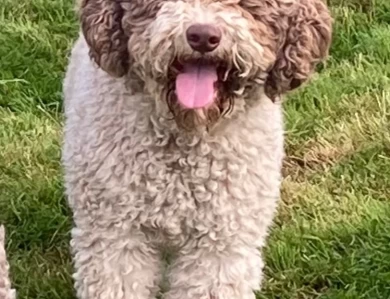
<box><xmin>164</xmin><ymin>240</ymin><xmax>263</xmax><ymax>299</ymax></box>
<box><xmin>71</xmin><ymin>226</ymin><xmax>161</xmax><ymax>299</ymax></box>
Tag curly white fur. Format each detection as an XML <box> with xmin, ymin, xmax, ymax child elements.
<box><xmin>0</xmin><ymin>226</ymin><xmax>15</xmax><ymax>299</ymax></box>
<box><xmin>64</xmin><ymin>35</ymin><xmax>283</xmax><ymax>299</ymax></box>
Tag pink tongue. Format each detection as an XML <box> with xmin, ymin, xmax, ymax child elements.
<box><xmin>175</xmin><ymin>63</ymin><xmax>217</xmax><ymax>109</ymax></box>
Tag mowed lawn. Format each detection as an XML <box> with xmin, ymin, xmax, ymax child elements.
<box><xmin>0</xmin><ymin>0</ymin><xmax>389</xmax><ymax>298</ymax></box>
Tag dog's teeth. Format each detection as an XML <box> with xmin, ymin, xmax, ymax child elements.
<box><xmin>223</xmin><ymin>69</ymin><xmax>230</xmax><ymax>81</ymax></box>
<box><xmin>233</xmin><ymin>86</ymin><xmax>245</xmax><ymax>95</ymax></box>
<box><xmin>254</xmin><ymin>78</ymin><xmax>265</xmax><ymax>84</ymax></box>
<box><xmin>222</xmin><ymin>63</ymin><xmax>233</xmax><ymax>81</ymax></box>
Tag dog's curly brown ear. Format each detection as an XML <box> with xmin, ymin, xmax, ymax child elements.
<box><xmin>79</xmin><ymin>0</ymin><xmax>129</xmax><ymax>76</ymax></box>
<box><xmin>265</xmin><ymin>0</ymin><xmax>333</xmax><ymax>100</ymax></box>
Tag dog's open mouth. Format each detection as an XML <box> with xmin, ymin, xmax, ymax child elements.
<box><xmin>170</xmin><ymin>58</ymin><xmax>233</xmax><ymax>110</ymax></box>
<box><xmin>164</xmin><ymin>57</ymin><xmax>238</xmax><ymax>130</ymax></box>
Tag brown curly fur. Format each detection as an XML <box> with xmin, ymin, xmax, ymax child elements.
<box><xmin>79</xmin><ymin>0</ymin><xmax>332</xmax><ymax>99</ymax></box>
<box><xmin>78</xmin><ymin>0</ymin><xmax>332</xmax><ymax>133</ymax></box>
<box><xmin>79</xmin><ymin>0</ymin><xmax>130</xmax><ymax>77</ymax></box>
<box><xmin>246</xmin><ymin>0</ymin><xmax>333</xmax><ymax>99</ymax></box>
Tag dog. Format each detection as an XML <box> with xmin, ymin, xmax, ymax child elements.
<box><xmin>0</xmin><ymin>226</ymin><xmax>15</xmax><ymax>299</ymax></box>
<box><xmin>63</xmin><ymin>0</ymin><xmax>332</xmax><ymax>298</ymax></box>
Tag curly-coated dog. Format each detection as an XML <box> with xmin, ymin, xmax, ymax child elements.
<box><xmin>63</xmin><ymin>0</ymin><xmax>332</xmax><ymax>298</ymax></box>
<box><xmin>0</xmin><ymin>226</ymin><xmax>15</xmax><ymax>299</ymax></box>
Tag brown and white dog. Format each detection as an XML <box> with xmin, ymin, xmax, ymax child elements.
<box><xmin>63</xmin><ymin>1</ymin><xmax>332</xmax><ymax>298</ymax></box>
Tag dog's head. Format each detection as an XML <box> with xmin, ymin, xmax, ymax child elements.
<box><xmin>79</xmin><ymin>0</ymin><xmax>332</xmax><ymax>131</ymax></box>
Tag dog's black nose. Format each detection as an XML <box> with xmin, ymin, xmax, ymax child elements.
<box><xmin>186</xmin><ymin>24</ymin><xmax>222</xmax><ymax>53</ymax></box>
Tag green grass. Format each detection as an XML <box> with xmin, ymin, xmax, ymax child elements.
<box><xmin>0</xmin><ymin>0</ymin><xmax>389</xmax><ymax>298</ymax></box>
